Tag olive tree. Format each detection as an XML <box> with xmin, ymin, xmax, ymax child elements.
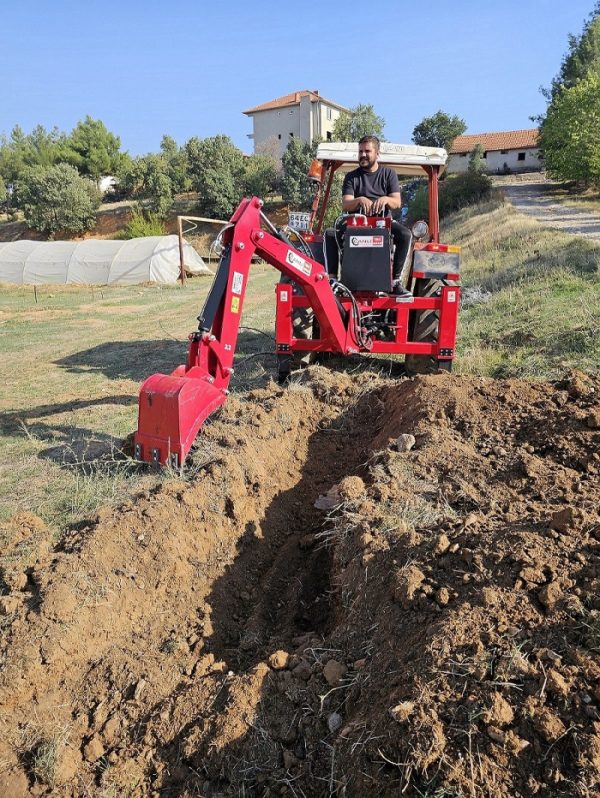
<box><xmin>186</xmin><ymin>135</ymin><xmax>245</xmax><ymax>218</ymax></box>
<box><xmin>281</xmin><ymin>138</ymin><xmax>314</xmax><ymax>210</ymax></box>
<box><xmin>19</xmin><ymin>163</ymin><xmax>101</xmax><ymax>236</ymax></box>
<box><xmin>243</xmin><ymin>153</ymin><xmax>279</xmax><ymax>200</ymax></box>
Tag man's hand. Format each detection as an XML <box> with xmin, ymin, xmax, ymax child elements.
<box><xmin>372</xmin><ymin>196</ymin><xmax>389</xmax><ymax>214</ymax></box>
<box><xmin>356</xmin><ymin>197</ymin><xmax>373</xmax><ymax>214</ymax></box>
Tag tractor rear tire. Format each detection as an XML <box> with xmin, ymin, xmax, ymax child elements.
<box><xmin>405</xmin><ymin>277</ymin><xmax>453</xmax><ymax>376</ymax></box>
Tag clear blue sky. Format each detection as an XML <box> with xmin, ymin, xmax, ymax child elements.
<box><xmin>0</xmin><ymin>0</ymin><xmax>595</xmax><ymax>156</ymax></box>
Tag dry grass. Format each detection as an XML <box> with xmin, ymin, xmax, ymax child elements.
<box><xmin>0</xmin><ymin>265</ymin><xmax>278</xmax><ymax>534</ymax></box>
<box><xmin>540</xmin><ymin>183</ymin><xmax>600</xmax><ymax>215</ymax></box>
<box><xmin>443</xmin><ymin>198</ymin><xmax>600</xmax><ymax>378</ymax></box>
<box><xmin>1</xmin><ymin>197</ymin><xmax>599</xmax><ymax>541</ymax></box>
<box><xmin>13</xmin><ymin>720</ymin><xmax>71</xmax><ymax>789</ymax></box>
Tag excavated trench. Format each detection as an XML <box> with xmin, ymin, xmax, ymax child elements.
<box><xmin>205</xmin><ymin>390</ymin><xmax>370</xmax><ymax>671</ymax></box>
<box><xmin>0</xmin><ymin>367</ymin><xmax>383</xmax><ymax>796</ymax></box>
<box><xmin>1</xmin><ymin>367</ymin><xmax>600</xmax><ymax>798</ymax></box>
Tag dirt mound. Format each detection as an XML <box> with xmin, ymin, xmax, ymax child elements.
<box><xmin>0</xmin><ymin>368</ymin><xmax>599</xmax><ymax>797</ymax></box>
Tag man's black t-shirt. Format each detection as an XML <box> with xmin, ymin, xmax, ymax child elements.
<box><xmin>342</xmin><ymin>165</ymin><xmax>400</xmax><ymax>201</ymax></box>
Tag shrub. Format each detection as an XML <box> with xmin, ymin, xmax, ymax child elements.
<box><xmin>406</xmin><ymin>185</ymin><xmax>429</xmax><ymax>224</ymax></box>
<box><xmin>243</xmin><ymin>153</ymin><xmax>279</xmax><ymax>200</ymax></box>
<box><xmin>114</xmin><ymin>208</ymin><xmax>166</xmax><ymax>239</ymax></box>
<box><xmin>440</xmin><ymin>171</ymin><xmax>492</xmax><ymax>215</ymax></box>
<box><xmin>407</xmin><ymin>172</ymin><xmax>492</xmax><ymax>224</ymax></box>
<box><xmin>18</xmin><ymin>163</ymin><xmax>101</xmax><ymax>236</ymax></box>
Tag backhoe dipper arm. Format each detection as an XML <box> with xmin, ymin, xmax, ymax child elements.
<box><xmin>134</xmin><ymin>197</ymin><xmax>351</xmax><ymax>467</ymax></box>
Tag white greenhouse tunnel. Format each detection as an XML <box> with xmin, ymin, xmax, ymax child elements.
<box><xmin>0</xmin><ymin>235</ymin><xmax>212</xmax><ymax>285</ymax></box>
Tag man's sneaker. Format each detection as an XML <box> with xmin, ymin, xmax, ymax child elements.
<box><xmin>392</xmin><ymin>282</ymin><xmax>413</xmax><ymax>297</ymax></box>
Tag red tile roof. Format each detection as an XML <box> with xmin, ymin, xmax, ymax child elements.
<box><xmin>450</xmin><ymin>129</ymin><xmax>539</xmax><ymax>154</ymax></box>
<box><xmin>243</xmin><ymin>90</ymin><xmax>349</xmax><ymax>115</ymax></box>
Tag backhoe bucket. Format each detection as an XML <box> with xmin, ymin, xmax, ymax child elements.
<box><xmin>134</xmin><ymin>372</ymin><xmax>226</xmax><ymax>467</ymax></box>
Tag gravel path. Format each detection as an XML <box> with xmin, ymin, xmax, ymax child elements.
<box><xmin>501</xmin><ymin>179</ymin><xmax>600</xmax><ymax>241</ymax></box>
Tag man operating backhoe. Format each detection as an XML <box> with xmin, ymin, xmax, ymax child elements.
<box><xmin>342</xmin><ymin>135</ymin><xmax>411</xmax><ymax>292</ymax></box>
<box><xmin>342</xmin><ymin>135</ymin><xmax>401</xmax><ymax>215</ymax></box>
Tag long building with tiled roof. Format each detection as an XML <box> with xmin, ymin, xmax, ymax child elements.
<box><xmin>448</xmin><ymin>128</ymin><xmax>542</xmax><ymax>174</ymax></box>
<box><xmin>243</xmin><ymin>90</ymin><xmax>349</xmax><ymax>157</ymax></box>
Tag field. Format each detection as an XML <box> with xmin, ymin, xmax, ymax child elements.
<box><xmin>0</xmin><ymin>197</ymin><xmax>599</xmax><ymax>797</ymax></box>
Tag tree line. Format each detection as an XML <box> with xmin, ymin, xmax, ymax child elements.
<box><xmin>4</xmin><ymin>0</ymin><xmax>599</xmax><ymax>241</ymax></box>
<box><xmin>0</xmin><ymin>105</ymin><xmax>467</xmax><ymax>237</ymax></box>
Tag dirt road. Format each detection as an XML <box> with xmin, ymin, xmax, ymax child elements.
<box><xmin>500</xmin><ymin>177</ymin><xmax>600</xmax><ymax>241</ymax></box>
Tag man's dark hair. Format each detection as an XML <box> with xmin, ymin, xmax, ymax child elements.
<box><xmin>358</xmin><ymin>135</ymin><xmax>380</xmax><ymax>150</ymax></box>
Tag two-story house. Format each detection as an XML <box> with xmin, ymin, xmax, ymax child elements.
<box><xmin>243</xmin><ymin>90</ymin><xmax>349</xmax><ymax>158</ymax></box>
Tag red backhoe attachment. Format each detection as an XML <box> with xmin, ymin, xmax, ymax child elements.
<box><xmin>135</xmin><ymin>143</ymin><xmax>461</xmax><ymax>467</ymax></box>
<box><xmin>135</xmin><ymin>197</ymin><xmax>356</xmax><ymax>467</ymax></box>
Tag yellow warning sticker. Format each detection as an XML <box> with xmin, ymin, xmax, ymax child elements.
<box><xmin>231</xmin><ymin>297</ymin><xmax>240</xmax><ymax>314</ymax></box>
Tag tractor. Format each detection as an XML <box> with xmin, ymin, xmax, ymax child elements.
<box><xmin>134</xmin><ymin>141</ymin><xmax>461</xmax><ymax>467</ymax></box>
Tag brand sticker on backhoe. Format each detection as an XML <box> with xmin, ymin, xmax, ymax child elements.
<box><xmin>286</xmin><ymin>249</ymin><xmax>312</xmax><ymax>276</ymax></box>
<box><xmin>232</xmin><ymin>271</ymin><xmax>244</xmax><ymax>295</ymax></box>
<box><xmin>230</xmin><ymin>297</ymin><xmax>240</xmax><ymax>314</ymax></box>
<box><xmin>349</xmin><ymin>235</ymin><xmax>384</xmax><ymax>248</ymax></box>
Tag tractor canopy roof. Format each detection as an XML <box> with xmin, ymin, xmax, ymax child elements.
<box><xmin>315</xmin><ymin>142</ymin><xmax>447</xmax><ymax>176</ymax></box>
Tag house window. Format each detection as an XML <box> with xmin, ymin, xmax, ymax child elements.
<box><xmin>518</xmin><ymin>152</ymin><xmax>526</xmax><ymax>161</ymax></box>
<box><xmin>460</xmin><ymin>153</ymin><xmax>467</xmax><ymax>157</ymax></box>
<box><xmin>278</xmin><ymin>134</ymin><xmax>281</xmax><ymax>139</ymax></box>
<box><xmin>500</xmin><ymin>149</ymin><xmax>508</xmax><ymax>154</ymax></box>
<box><xmin>289</xmin><ymin>132</ymin><xmax>294</xmax><ymax>138</ymax></box>
<box><xmin>327</xmin><ymin>107</ymin><xmax>332</xmax><ymax>120</ymax></box>
<box><xmin>326</xmin><ymin>131</ymin><xmax>332</xmax><ymax>141</ymax></box>
<box><xmin>482</xmin><ymin>151</ymin><xmax>487</xmax><ymax>158</ymax></box>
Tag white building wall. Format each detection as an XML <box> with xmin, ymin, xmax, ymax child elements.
<box><xmin>318</xmin><ymin>104</ymin><xmax>343</xmax><ymax>142</ymax></box>
<box><xmin>299</xmin><ymin>95</ymin><xmax>312</xmax><ymax>143</ymax></box>
<box><xmin>448</xmin><ymin>148</ymin><xmax>542</xmax><ymax>174</ymax></box>
<box><xmin>248</xmin><ymin>101</ymin><xmax>345</xmax><ymax>157</ymax></box>
<box><xmin>250</xmin><ymin>107</ymin><xmax>302</xmax><ymax>158</ymax></box>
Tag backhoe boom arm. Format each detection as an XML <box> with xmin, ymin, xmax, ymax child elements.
<box><xmin>134</xmin><ymin>198</ymin><xmax>350</xmax><ymax>467</ymax></box>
